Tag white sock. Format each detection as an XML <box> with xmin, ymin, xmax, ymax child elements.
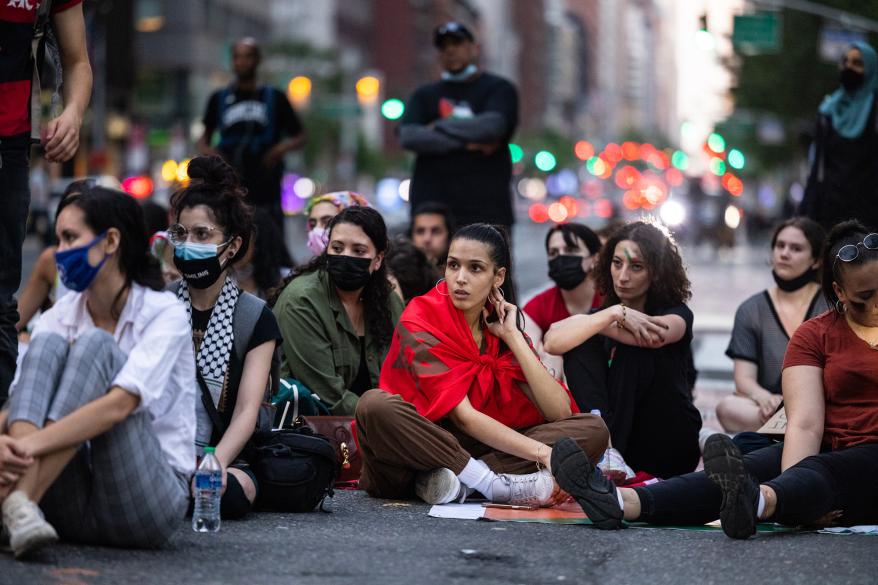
<box><xmin>616</xmin><ymin>487</ymin><xmax>624</xmax><ymax>511</ymax></box>
<box><xmin>457</xmin><ymin>458</ymin><xmax>498</xmax><ymax>500</ymax></box>
<box><xmin>756</xmin><ymin>490</ymin><xmax>766</xmax><ymax>519</ymax></box>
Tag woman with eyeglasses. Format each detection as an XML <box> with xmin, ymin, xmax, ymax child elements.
<box><xmin>801</xmin><ymin>41</ymin><xmax>878</xmax><ymax>231</ymax></box>
<box><xmin>0</xmin><ymin>186</ymin><xmax>195</xmax><ymax>557</ymax></box>
<box><xmin>549</xmin><ymin>220</ymin><xmax>878</xmax><ymax>539</ymax></box>
<box><xmin>717</xmin><ymin>218</ymin><xmax>827</xmax><ymax>434</ymax></box>
<box><xmin>271</xmin><ymin>206</ymin><xmax>404</xmax><ymax>416</ymax></box>
<box><xmin>169</xmin><ymin>156</ymin><xmax>282</xmax><ymax>520</ymax></box>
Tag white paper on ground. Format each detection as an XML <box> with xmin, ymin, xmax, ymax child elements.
<box><xmin>819</xmin><ymin>526</ymin><xmax>878</xmax><ymax>535</ymax></box>
<box><xmin>428</xmin><ymin>503</ymin><xmax>486</xmax><ymax>520</ymax></box>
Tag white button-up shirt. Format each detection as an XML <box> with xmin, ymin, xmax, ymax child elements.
<box><xmin>31</xmin><ymin>283</ymin><xmax>196</xmax><ymax>476</ymax></box>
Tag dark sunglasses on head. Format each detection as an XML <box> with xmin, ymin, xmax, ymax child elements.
<box><xmin>836</xmin><ymin>233</ymin><xmax>878</xmax><ymax>263</ymax></box>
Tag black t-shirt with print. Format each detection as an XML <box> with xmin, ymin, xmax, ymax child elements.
<box><xmin>191</xmin><ymin>304</ymin><xmax>282</xmax><ymax>434</ymax></box>
<box><xmin>202</xmin><ymin>86</ymin><xmax>303</xmax><ymax>204</ymax></box>
<box><xmin>401</xmin><ymin>72</ymin><xmax>519</xmax><ymax>226</ymax></box>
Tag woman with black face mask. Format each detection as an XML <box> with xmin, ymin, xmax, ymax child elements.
<box><xmin>271</xmin><ymin>206</ymin><xmax>404</xmax><ymax>416</ymax></box>
<box><xmin>170</xmin><ymin>156</ymin><xmax>282</xmax><ymax>521</ymax></box>
<box><xmin>801</xmin><ymin>41</ymin><xmax>878</xmax><ymax>231</ymax></box>
<box><xmin>718</xmin><ymin>218</ymin><xmax>827</xmax><ymax>437</ymax></box>
<box><xmin>523</xmin><ymin>223</ymin><xmax>601</xmax><ymax>380</ymax></box>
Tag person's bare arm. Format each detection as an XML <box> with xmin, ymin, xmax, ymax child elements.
<box><xmin>16</xmin><ymin>247</ymin><xmax>57</xmax><ymax>331</ymax></box>
<box><xmin>543</xmin><ymin>308</ymin><xmax>620</xmax><ymax>356</ymax></box>
<box><xmin>44</xmin><ymin>4</ymin><xmax>92</xmax><ymax>163</ymax></box>
<box><xmin>449</xmin><ymin>396</ymin><xmax>551</xmax><ymax>468</ymax></box>
<box><xmin>733</xmin><ymin>360</ymin><xmax>782</xmax><ymax>421</ymax></box>
<box><xmin>780</xmin><ymin>365</ymin><xmax>824</xmax><ymax>471</ymax></box>
<box><xmin>16</xmin><ymin>388</ymin><xmax>140</xmax><ymax>458</ymax></box>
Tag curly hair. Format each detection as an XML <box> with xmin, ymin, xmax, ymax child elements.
<box><xmin>169</xmin><ymin>155</ymin><xmax>253</xmax><ymax>265</ymax></box>
<box><xmin>596</xmin><ymin>220</ymin><xmax>691</xmax><ymax>312</ymax></box>
<box><xmin>270</xmin><ymin>206</ymin><xmax>395</xmax><ymax>348</ymax></box>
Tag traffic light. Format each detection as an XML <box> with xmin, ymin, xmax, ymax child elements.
<box><xmin>534</xmin><ymin>150</ymin><xmax>556</xmax><ymax>172</ymax></box>
<box><xmin>728</xmin><ymin>148</ymin><xmax>746</xmax><ymax>170</ymax></box>
<box><xmin>356</xmin><ymin>76</ymin><xmax>381</xmax><ymax>105</ymax></box>
<box><xmin>287</xmin><ymin>76</ymin><xmax>312</xmax><ymax>109</ymax></box>
<box><xmin>707</xmin><ymin>132</ymin><xmax>726</xmax><ymax>153</ymax></box>
<box><xmin>381</xmin><ymin>98</ymin><xmax>405</xmax><ymax>120</ymax></box>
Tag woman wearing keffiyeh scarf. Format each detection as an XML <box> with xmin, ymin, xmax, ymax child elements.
<box><xmin>355</xmin><ymin>224</ymin><xmax>609</xmax><ymax>507</ymax></box>
<box><xmin>170</xmin><ymin>156</ymin><xmax>281</xmax><ymax>520</ymax></box>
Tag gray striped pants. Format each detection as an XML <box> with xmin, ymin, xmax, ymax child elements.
<box><xmin>6</xmin><ymin>330</ymin><xmax>188</xmax><ymax>548</ymax></box>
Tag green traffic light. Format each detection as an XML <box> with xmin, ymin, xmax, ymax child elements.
<box><xmin>381</xmin><ymin>98</ymin><xmax>405</xmax><ymax>120</ymax></box>
<box><xmin>509</xmin><ymin>143</ymin><xmax>524</xmax><ymax>164</ymax></box>
<box><xmin>728</xmin><ymin>148</ymin><xmax>746</xmax><ymax>170</ymax></box>
<box><xmin>534</xmin><ymin>150</ymin><xmax>556</xmax><ymax>172</ymax></box>
<box><xmin>707</xmin><ymin>132</ymin><xmax>725</xmax><ymax>153</ymax></box>
<box><xmin>671</xmin><ymin>150</ymin><xmax>689</xmax><ymax>171</ymax></box>
<box><xmin>709</xmin><ymin>157</ymin><xmax>726</xmax><ymax>176</ymax></box>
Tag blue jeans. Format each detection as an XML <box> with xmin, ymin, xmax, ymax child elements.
<box><xmin>0</xmin><ymin>146</ymin><xmax>30</xmax><ymax>407</ymax></box>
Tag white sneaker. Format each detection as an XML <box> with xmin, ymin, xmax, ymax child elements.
<box><xmin>415</xmin><ymin>468</ymin><xmax>471</xmax><ymax>504</ymax></box>
<box><xmin>2</xmin><ymin>490</ymin><xmax>58</xmax><ymax>558</ymax></box>
<box><xmin>491</xmin><ymin>469</ymin><xmax>556</xmax><ymax>507</ymax></box>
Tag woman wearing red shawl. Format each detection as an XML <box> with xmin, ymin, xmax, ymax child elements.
<box><xmin>355</xmin><ymin>224</ymin><xmax>609</xmax><ymax>506</ymax></box>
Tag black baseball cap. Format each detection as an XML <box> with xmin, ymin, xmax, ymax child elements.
<box><xmin>433</xmin><ymin>22</ymin><xmax>475</xmax><ymax>47</ymax></box>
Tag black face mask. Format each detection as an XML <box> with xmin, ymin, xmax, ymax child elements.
<box><xmin>327</xmin><ymin>254</ymin><xmax>373</xmax><ymax>291</ymax></box>
<box><xmin>548</xmin><ymin>255</ymin><xmax>588</xmax><ymax>290</ymax></box>
<box><xmin>840</xmin><ymin>68</ymin><xmax>865</xmax><ymax>92</ymax></box>
<box><xmin>772</xmin><ymin>268</ymin><xmax>817</xmax><ymax>293</ymax></box>
<box><xmin>174</xmin><ymin>255</ymin><xmax>227</xmax><ymax>289</ymax></box>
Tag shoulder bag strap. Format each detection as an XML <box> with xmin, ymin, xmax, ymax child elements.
<box><xmin>196</xmin><ymin>368</ymin><xmax>227</xmax><ymax>436</ymax></box>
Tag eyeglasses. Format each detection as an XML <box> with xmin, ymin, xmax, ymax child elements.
<box><xmin>167</xmin><ymin>223</ymin><xmax>224</xmax><ymax>245</ymax></box>
<box><xmin>437</xmin><ymin>22</ymin><xmax>465</xmax><ymax>35</ymax></box>
<box><xmin>836</xmin><ymin>233</ymin><xmax>878</xmax><ymax>263</ymax></box>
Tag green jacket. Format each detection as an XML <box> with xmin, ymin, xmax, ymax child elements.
<box><xmin>273</xmin><ymin>269</ymin><xmax>403</xmax><ymax>415</ymax></box>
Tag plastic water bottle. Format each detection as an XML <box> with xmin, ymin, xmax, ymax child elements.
<box><xmin>192</xmin><ymin>446</ymin><xmax>222</xmax><ymax>532</ymax></box>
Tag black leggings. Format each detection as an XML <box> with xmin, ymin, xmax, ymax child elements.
<box><xmin>564</xmin><ymin>336</ymin><xmax>701</xmax><ymax>478</ymax></box>
<box><xmin>634</xmin><ymin>442</ymin><xmax>878</xmax><ymax>527</ymax></box>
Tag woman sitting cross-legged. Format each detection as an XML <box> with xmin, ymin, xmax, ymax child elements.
<box><xmin>272</xmin><ymin>206</ymin><xmax>404</xmax><ymax>415</ymax></box>
<box><xmin>543</xmin><ymin>220</ymin><xmax>701</xmax><ymax>479</ymax></box>
<box><xmin>0</xmin><ymin>187</ymin><xmax>195</xmax><ymax>558</ymax></box>
<box><xmin>169</xmin><ymin>156</ymin><xmax>282</xmax><ymax>519</ymax></box>
<box><xmin>550</xmin><ymin>220</ymin><xmax>878</xmax><ymax>538</ymax></box>
<box><xmin>717</xmin><ymin>217</ymin><xmax>827</xmax><ymax>433</ymax></box>
<box><xmin>355</xmin><ymin>224</ymin><xmax>609</xmax><ymax>507</ymax></box>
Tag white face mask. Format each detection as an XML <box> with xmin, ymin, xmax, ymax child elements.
<box><xmin>441</xmin><ymin>63</ymin><xmax>478</xmax><ymax>82</ymax></box>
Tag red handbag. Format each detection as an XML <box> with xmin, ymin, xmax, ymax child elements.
<box><xmin>295</xmin><ymin>416</ymin><xmax>361</xmax><ymax>488</ymax></box>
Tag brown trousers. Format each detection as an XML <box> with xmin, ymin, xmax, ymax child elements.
<box><xmin>354</xmin><ymin>389</ymin><xmax>610</xmax><ymax>500</ymax></box>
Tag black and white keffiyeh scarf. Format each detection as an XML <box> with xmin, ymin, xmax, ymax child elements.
<box><xmin>178</xmin><ymin>277</ymin><xmax>239</xmax><ymax>445</ymax></box>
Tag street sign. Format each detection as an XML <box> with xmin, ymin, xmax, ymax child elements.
<box><xmin>733</xmin><ymin>12</ymin><xmax>781</xmax><ymax>54</ymax></box>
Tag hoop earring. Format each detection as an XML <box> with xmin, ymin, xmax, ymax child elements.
<box><xmin>435</xmin><ymin>278</ymin><xmax>450</xmax><ymax>296</ymax></box>
<box><xmin>835</xmin><ymin>299</ymin><xmax>847</xmax><ymax>314</ymax></box>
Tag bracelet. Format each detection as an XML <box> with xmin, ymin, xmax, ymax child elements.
<box><xmin>615</xmin><ymin>303</ymin><xmax>627</xmax><ymax>329</ymax></box>
<box><xmin>536</xmin><ymin>443</ymin><xmax>547</xmax><ymax>470</ymax></box>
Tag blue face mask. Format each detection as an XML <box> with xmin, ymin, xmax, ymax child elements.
<box><xmin>54</xmin><ymin>232</ymin><xmax>109</xmax><ymax>292</ymax></box>
<box><xmin>173</xmin><ymin>241</ymin><xmax>229</xmax><ymax>261</ymax></box>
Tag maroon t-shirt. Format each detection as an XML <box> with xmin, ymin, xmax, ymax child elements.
<box><xmin>783</xmin><ymin>310</ymin><xmax>878</xmax><ymax>450</ymax></box>
<box><xmin>523</xmin><ymin>285</ymin><xmax>602</xmax><ymax>332</ymax></box>
<box><xmin>0</xmin><ymin>0</ymin><xmax>82</xmax><ymax>141</ymax></box>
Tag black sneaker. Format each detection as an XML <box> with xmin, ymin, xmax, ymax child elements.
<box><xmin>550</xmin><ymin>437</ymin><xmax>624</xmax><ymax>530</ymax></box>
<box><xmin>703</xmin><ymin>433</ymin><xmax>759</xmax><ymax>539</ymax></box>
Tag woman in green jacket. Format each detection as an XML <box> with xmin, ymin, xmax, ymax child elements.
<box><xmin>271</xmin><ymin>207</ymin><xmax>403</xmax><ymax>415</ymax></box>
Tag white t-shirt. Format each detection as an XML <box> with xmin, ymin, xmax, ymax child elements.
<box><xmin>29</xmin><ymin>284</ymin><xmax>197</xmax><ymax>476</ymax></box>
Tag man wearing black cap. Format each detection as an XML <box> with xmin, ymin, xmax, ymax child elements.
<box><xmin>399</xmin><ymin>22</ymin><xmax>519</xmax><ymax>230</ymax></box>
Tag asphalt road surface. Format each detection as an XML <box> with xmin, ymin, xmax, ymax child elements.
<box><xmin>1</xmin><ymin>490</ymin><xmax>875</xmax><ymax>585</ymax></box>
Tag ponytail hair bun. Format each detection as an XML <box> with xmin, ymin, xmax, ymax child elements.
<box><xmin>186</xmin><ymin>155</ymin><xmax>241</xmax><ymax>191</ymax></box>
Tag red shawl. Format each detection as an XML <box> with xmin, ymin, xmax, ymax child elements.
<box><xmin>379</xmin><ymin>282</ymin><xmax>578</xmax><ymax>428</ymax></box>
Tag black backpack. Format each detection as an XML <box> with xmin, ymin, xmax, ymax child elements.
<box><xmin>253</xmin><ymin>426</ymin><xmax>338</xmax><ymax>512</ymax></box>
